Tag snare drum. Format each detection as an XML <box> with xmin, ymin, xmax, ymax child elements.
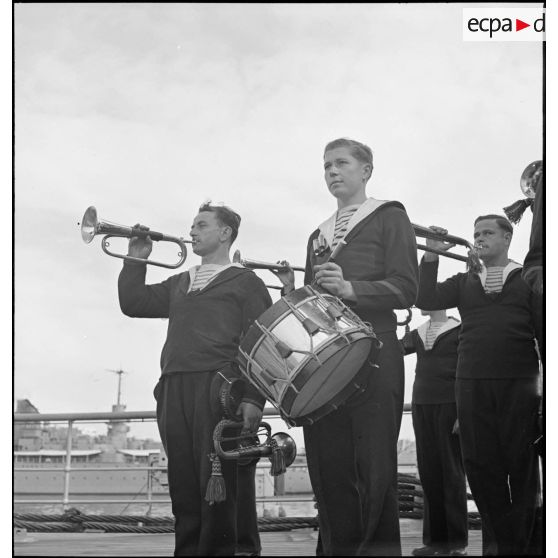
<box><xmin>238</xmin><ymin>285</ymin><xmax>382</xmax><ymax>426</ymax></box>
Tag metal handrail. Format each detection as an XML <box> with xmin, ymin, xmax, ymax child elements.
<box><xmin>13</xmin><ymin>410</ymin><xmax>158</xmax><ymax>422</ymax></box>
<box><xmin>14</xmin><ymin>405</ymin><xmax>412</xmax><ymax>423</ymax></box>
<box><xmin>13</xmin><ymin>465</ymin><xmax>169</xmax><ymax>472</ymax></box>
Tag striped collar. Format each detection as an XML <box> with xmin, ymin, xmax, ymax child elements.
<box><xmin>186</xmin><ymin>262</ymin><xmax>244</xmax><ymax>293</ymax></box>
<box><xmin>317</xmin><ymin>198</ymin><xmax>390</xmax><ymax>255</ymax></box>
<box><xmin>477</xmin><ymin>260</ymin><xmax>522</xmax><ymax>288</ymax></box>
<box><xmin>416</xmin><ymin>316</ymin><xmax>461</xmax><ymax>347</ymax></box>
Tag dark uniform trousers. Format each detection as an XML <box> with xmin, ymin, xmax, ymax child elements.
<box><xmin>155</xmin><ymin>372</ymin><xmax>239</xmax><ymax>556</ymax></box>
<box><xmin>412</xmin><ymin>402</ymin><xmax>468</xmax><ymax>551</ymax></box>
<box><xmin>456</xmin><ymin>378</ymin><xmax>541</xmax><ymax>556</ymax></box>
<box><xmin>304</xmin><ymin>332</ymin><xmax>404</xmax><ymax>556</ymax></box>
<box><xmin>236</xmin><ymin>460</ymin><xmax>262</xmax><ymax>556</ymax></box>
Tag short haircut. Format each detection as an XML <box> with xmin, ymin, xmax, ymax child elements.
<box><xmin>198</xmin><ymin>202</ymin><xmax>241</xmax><ymax>243</ymax></box>
<box><xmin>324</xmin><ymin>138</ymin><xmax>374</xmax><ymax>169</ymax></box>
<box><xmin>474</xmin><ymin>214</ymin><xmax>513</xmax><ymax>235</ymax></box>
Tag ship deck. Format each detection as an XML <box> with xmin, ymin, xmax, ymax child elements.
<box><xmin>14</xmin><ymin>519</ymin><xmax>483</xmax><ymax>556</ymax></box>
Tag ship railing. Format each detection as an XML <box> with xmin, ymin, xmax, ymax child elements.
<box><xmin>14</xmin><ymin>405</ymin><xmax>413</xmax><ymax>511</ymax></box>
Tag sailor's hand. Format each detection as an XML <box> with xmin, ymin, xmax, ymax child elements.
<box><xmin>271</xmin><ymin>260</ymin><xmax>296</xmax><ymax>294</ymax></box>
<box><xmin>128</xmin><ymin>223</ymin><xmax>153</xmax><ymax>259</ymax></box>
<box><xmin>313</xmin><ymin>262</ymin><xmax>355</xmax><ymax>300</ymax></box>
<box><xmin>237</xmin><ymin>402</ymin><xmax>263</xmax><ymax>434</ymax></box>
<box><xmin>424</xmin><ymin>226</ymin><xmax>456</xmax><ymax>262</ymax></box>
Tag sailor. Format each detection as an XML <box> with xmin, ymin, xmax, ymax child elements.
<box><xmin>118</xmin><ymin>202</ymin><xmax>272</xmax><ymax>556</ymax></box>
<box><xmin>276</xmin><ymin>137</ymin><xmax>418</xmax><ymax>555</ymax></box>
<box><xmin>402</xmin><ymin>309</ymin><xmax>468</xmax><ymax>557</ymax></box>
<box><xmin>416</xmin><ymin>216</ymin><xmax>542</xmax><ymax>556</ymax></box>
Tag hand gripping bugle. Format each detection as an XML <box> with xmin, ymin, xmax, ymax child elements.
<box><xmin>411</xmin><ymin>223</ymin><xmax>482</xmax><ymax>273</ymax></box>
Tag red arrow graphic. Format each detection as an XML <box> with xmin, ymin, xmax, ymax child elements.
<box><xmin>516</xmin><ymin>19</ymin><xmax>530</xmax><ymax>31</ymax></box>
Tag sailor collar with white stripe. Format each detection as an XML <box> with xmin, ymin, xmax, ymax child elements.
<box><xmin>416</xmin><ymin>316</ymin><xmax>461</xmax><ymax>347</ymax></box>
<box><xmin>186</xmin><ymin>262</ymin><xmax>244</xmax><ymax>293</ymax></box>
<box><xmin>317</xmin><ymin>197</ymin><xmax>390</xmax><ymax>253</ymax></box>
<box><xmin>477</xmin><ymin>260</ymin><xmax>522</xmax><ymax>288</ymax></box>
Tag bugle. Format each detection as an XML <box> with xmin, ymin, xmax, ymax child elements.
<box><xmin>503</xmin><ymin>160</ymin><xmax>542</xmax><ymax>223</ymax></box>
<box><xmin>234</xmin><ymin>223</ymin><xmax>478</xmax><ymax>279</ymax></box>
<box><xmin>412</xmin><ymin>223</ymin><xmax>474</xmax><ymax>263</ymax></box>
<box><xmin>520</xmin><ymin>160</ymin><xmax>542</xmax><ymax>200</ymax></box>
<box><xmin>80</xmin><ymin>206</ymin><xmax>190</xmax><ymax>269</ymax></box>
<box><xmin>232</xmin><ymin>250</ymin><xmax>305</xmax><ymax>273</ymax></box>
<box><xmin>412</xmin><ymin>223</ymin><xmax>481</xmax><ymax>272</ymax></box>
<box><xmin>205</xmin><ymin>419</ymin><xmax>297</xmax><ymax>503</ymax></box>
<box><xmin>212</xmin><ymin>419</ymin><xmax>297</xmax><ymax>475</ymax></box>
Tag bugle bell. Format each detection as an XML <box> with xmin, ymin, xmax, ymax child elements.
<box><xmin>503</xmin><ymin>160</ymin><xmax>542</xmax><ymax>223</ymax></box>
<box><xmin>80</xmin><ymin>206</ymin><xmax>190</xmax><ymax>269</ymax></box>
<box><xmin>520</xmin><ymin>160</ymin><xmax>542</xmax><ymax>199</ymax></box>
<box><xmin>212</xmin><ymin>419</ymin><xmax>297</xmax><ymax>476</ymax></box>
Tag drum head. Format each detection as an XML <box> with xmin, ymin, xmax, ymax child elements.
<box><xmin>288</xmin><ymin>335</ymin><xmax>373</xmax><ymax>418</ymax></box>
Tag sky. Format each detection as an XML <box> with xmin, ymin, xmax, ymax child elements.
<box><xmin>11</xmin><ymin>2</ymin><xmax>547</xmax><ymax>453</ymax></box>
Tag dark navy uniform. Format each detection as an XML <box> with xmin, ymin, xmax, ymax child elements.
<box><xmin>403</xmin><ymin>318</ymin><xmax>468</xmax><ymax>554</ymax></box>
<box><xmin>304</xmin><ymin>199</ymin><xmax>418</xmax><ymax>556</ymax></box>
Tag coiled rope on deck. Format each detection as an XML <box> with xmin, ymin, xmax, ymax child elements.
<box><xmin>13</xmin><ymin>513</ymin><xmax>321</xmax><ymax>533</ymax></box>
<box><xmin>14</xmin><ymin>473</ymin><xmax>482</xmax><ymax>533</ymax></box>
<box><xmin>13</xmin><ymin>512</ymin><xmax>174</xmax><ymax>525</ymax></box>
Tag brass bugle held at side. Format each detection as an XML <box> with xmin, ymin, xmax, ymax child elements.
<box><xmin>233</xmin><ymin>249</ymin><xmax>305</xmax><ymax>273</ymax></box>
<box><xmin>80</xmin><ymin>206</ymin><xmax>191</xmax><ymax>269</ymax></box>
<box><xmin>213</xmin><ymin>420</ymin><xmax>297</xmax><ymax>475</ymax></box>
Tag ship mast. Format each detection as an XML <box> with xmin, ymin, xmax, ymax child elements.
<box><xmin>106</xmin><ymin>368</ymin><xmax>127</xmax><ymax>407</ymax></box>
<box><xmin>105</xmin><ymin>368</ymin><xmax>130</xmax><ymax>452</ymax></box>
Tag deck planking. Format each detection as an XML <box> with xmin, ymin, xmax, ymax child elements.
<box><xmin>14</xmin><ymin>519</ymin><xmax>483</xmax><ymax>556</ymax></box>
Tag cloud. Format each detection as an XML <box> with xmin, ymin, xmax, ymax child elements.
<box><xmin>14</xmin><ymin>3</ymin><xmax>542</xmax><ymax>421</ymax></box>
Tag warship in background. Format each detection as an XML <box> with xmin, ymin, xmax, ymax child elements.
<box><xmin>14</xmin><ymin>370</ymin><xmax>417</xmax><ymax>500</ymax></box>
<box><xmin>14</xmin><ymin>369</ymin><xmax>170</xmax><ymax>498</ymax></box>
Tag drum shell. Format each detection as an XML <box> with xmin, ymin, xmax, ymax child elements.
<box><xmin>238</xmin><ymin>285</ymin><xmax>381</xmax><ymax>426</ymax></box>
